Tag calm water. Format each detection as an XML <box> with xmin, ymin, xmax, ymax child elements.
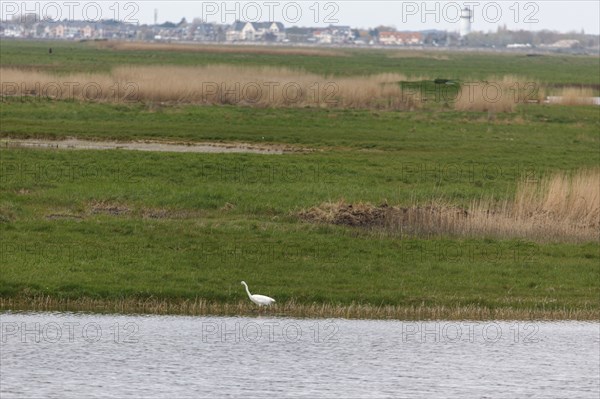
<box><xmin>1</xmin><ymin>312</ymin><xmax>598</xmax><ymax>398</ymax></box>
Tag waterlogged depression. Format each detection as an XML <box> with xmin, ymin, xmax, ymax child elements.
<box><xmin>1</xmin><ymin>312</ymin><xmax>598</xmax><ymax>398</ymax></box>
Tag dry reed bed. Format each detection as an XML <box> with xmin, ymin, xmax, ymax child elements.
<box><xmin>0</xmin><ymin>65</ymin><xmax>421</xmax><ymax>110</ymax></box>
<box><xmin>2</xmin><ymin>66</ymin><xmax>596</xmax><ymax>111</ymax></box>
<box><xmin>454</xmin><ymin>74</ymin><xmax>546</xmax><ymax>112</ymax></box>
<box><xmin>299</xmin><ymin>169</ymin><xmax>600</xmax><ymax>243</ymax></box>
<box><xmin>2</xmin><ymin>296</ymin><xmax>597</xmax><ymax>320</ymax></box>
<box><xmin>548</xmin><ymin>87</ymin><xmax>598</xmax><ymax>105</ymax></box>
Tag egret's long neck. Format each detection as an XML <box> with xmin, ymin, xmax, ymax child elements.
<box><xmin>243</xmin><ymin>283</ymin><xmax>252</xmax><ymax>298</ymax></box>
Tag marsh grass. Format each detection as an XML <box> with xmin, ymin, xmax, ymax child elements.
<box><xmin>2</xmin><ymin>296</ymin><xmax>597</xmax><ymax>320</ymax></box>
<box><xmin>3</xmin><ymin>40</ymin><xmax>599</xmax><ymax>85</ymax></box>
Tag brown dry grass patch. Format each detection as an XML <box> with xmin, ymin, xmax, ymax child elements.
<box><xmin>96</xmin><ymin>41</ymin><xmax>347</xmax><ymax>57</ymax></box>
<box><xmin>0</xmin><ymin>65</ymin><xmax>421</xmax><ymax>110</ymax></box>
<box><xmin>2</xmin><ymin>295</ymin><xmax>596</xmax><ymax>320</ymax></box>
<box><xmin>550</xmin><ymin>87</ymin><xmax>597</xmax><ymax>105</ymax></box>
<box><xmin>299</xmin><ymin>169</ymin><xmax>599</xmax><ymax>243</ymax></box>
<box><xmin>455</xmin><ymin>75</ymin><xmax>545</xmax><ymax>113</ymax></box>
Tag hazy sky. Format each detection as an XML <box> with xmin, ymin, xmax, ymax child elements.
<box><xmin>4</xmin><ymin>1</ymin><xmax>599</xmax><ymax>34</ymax></box>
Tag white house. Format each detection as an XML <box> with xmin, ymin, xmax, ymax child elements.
<box><xmin>311</xmin><ymin>25</ymin><xmax>353</xmax><ymax>44</ymax></box>
<box><xmin>226</xmin><ymin>21</ymin><xmax>285</xmax><ymax>42</ymax></box>
<box><xmin>378</xmin><ymin>31</ymin><xmax>423</xmax><ymax>46</ymax></box>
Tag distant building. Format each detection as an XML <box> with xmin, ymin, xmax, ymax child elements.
<box><xmin>260</xmin><ymin>21</ymin><xmax>286</xmax><ymax>42</ymax></box>
<box><xmin>227</xmin><ymin>21</ymin><xmax>254</xmax><ymax>41</ymax></box>
<box><xmin>328</xmin><ymin>25</ymin><xmax>353</xmax><ymax>43</ymax></box>
<box><xmin>41</xmin><ymin>21</ymin><xmax>104</xmax><ymax>39</ymax></box>
<box><xmin>226</xmin><ymin>21</ymin><xmax>286</xmax><ymax>42</ymax></box>
<box><xmin>285</xmin><ymin>26</ymin><xmax>313</xmax><ymax>43</ymax></box>
<box><xmin>191</xmin><ymin>23</ymin><xmax>217</xmax><ymax>41</ymax></box>
<box><xmin>312</xmin><ymin>28</ymin><xmax>332</xmax><ymax>44</ymax></box>
<box><xmin>310</xmin><ymin>25</ymin><xmax>353</xmax><ymax>44</ymax></box>
<box><xmin>460</xmin><ymin>7</ymin><xmax>472</xmax><ymax>37</ymax></box>
<box><xmin>0</xmin><ymin>23</ymin><xmax>23</xmax><ymax>37</ymax></box>
<box><xmin>378</xmin><ymin>31</ymin><xmax>423</xmax><ymax>45</ymax></box>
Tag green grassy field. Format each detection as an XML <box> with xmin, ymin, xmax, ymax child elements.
<box><xmin>2</xmin><ymin>40</ymin><xmax>599</xmax><ymax>85</ymax></box>
<box><xmin>1</xmin><ymin>41</ymin><xmax>599</xmax><ymax>319</ymax></box>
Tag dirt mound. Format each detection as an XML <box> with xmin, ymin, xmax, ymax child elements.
<box><xmin>298</xmin><ymin>201</ymin><xmax>390</xmax><ymax>227</ymax></box>
<box><xmin>298</xmin><ymin>200</ymin><xmax>468</xmax><ymax>230</ymax></box>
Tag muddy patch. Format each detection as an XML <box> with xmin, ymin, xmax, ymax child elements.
<box><xmin>2</xmin><ymin>138</ymin><xmax>307</xmax><ymax>155</ymax></box>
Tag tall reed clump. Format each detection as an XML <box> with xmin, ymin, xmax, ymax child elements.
<box><xmin>299</xmin><ymin>169</ymin><xmax>599</xmax><ymax>243</ymax></box>
<box><xmin>438</xmin><ymin>169</ymin><xmax>598</xmax><ymax>241</ymax></box>
<box><xmin>0</xmin><ymin>65</ymin><xmax>422</xmax><ymax>110</ymax></box>
<box><xmin>511</xmin><ymin>168</ymin><xmax>599</xmax><ymax>231</ymax></box>
<box><xmin>415</xmin><ymin>169</ymin><xmax>599</xmax><ymax>242</ymax></box>
<box><xmin>549</xmin><ymin>87</ymin><xmax>596</xmax><ymax>105</ymax></box>
<box><xmin>454</xmin><ymin>75</ymin><xmax>545</xmax><ymax>112</ymax></box>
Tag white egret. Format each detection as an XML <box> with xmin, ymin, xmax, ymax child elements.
<box><xmin>240</xmin><ymin>281</ymin><xmax>276</xmax><ymax>307</ymax></box>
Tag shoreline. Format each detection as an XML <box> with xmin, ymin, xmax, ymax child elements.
<box><xmin>1</xmin><ymin>296</ymin><xmax>597</xmax><ymax>321</ymax></box>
